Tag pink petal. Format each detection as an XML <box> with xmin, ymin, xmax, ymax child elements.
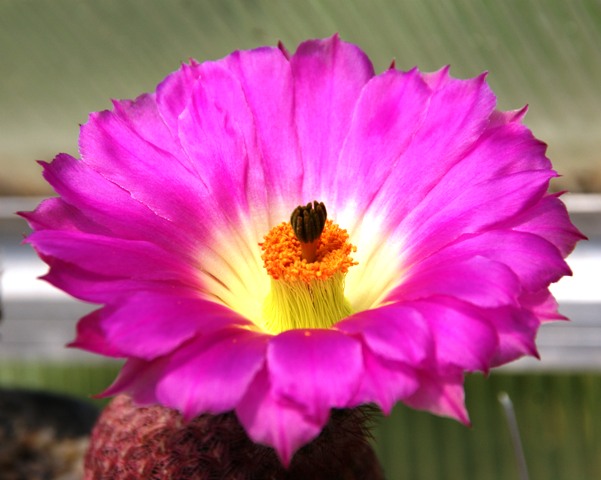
<box><xmin>366</xmin><ymin>71</ymin><xmax>496</xmax><ymax>230</ymax></box>
<box><xmin>38</xmin><ymin>252</ymin><xmax>255</xmax><ymax>323</ymax></box>
<box><xmin>79</xmin><ymin>96</ymin><xmax>215</xmax><ymax>240</ymax></box>
<box><xmin>267</xmin><ymin>329</ymin><xmax>363</xmax><ymax>424</ymax></box>
<box><xmin>392</xmin><ymin>255</ymin><xmax>521</xmax><ymax>308</ymax></box>
<box><xmin>156</xmin><ymin>60</ymin><xmax>202</xmax><ymax>136</ymax></box>
<box><xmin>100</xmin><ymin>357</ymin><xmax>168</xmax><ymax>406</ymax></box>
<box><xmin>520</xmin><ymin>289</ymin><xmax>566</xmax><ymax>322</ymax></box>
<box><xmin>237</xmin><ymin>368</ymin><xmax>323</xmax><ymax>466</ymax></box>
<box><xmin>404</xmin><ymin>368</ymin><xmax>470</xmax><ymax>425</ymax></box>
<box><xmin>39</xmin><ymin>260</ymin><xmax>169</xmax><ymax>303</ymax></box>
<box><xmin>407</xmin><ymin>299</ymin><xmax>499</xmax><ymax>372</ymax></box>
<box><xmin>177</xmin><ymin>60</ymin><xmax>270</xmax><ymax>234</ymax></box>
<box><xmin>456</xmin><ymin>113</ymin><xmax>551</xmax><ymax>175</ymax></box>
<box><xmin>487</xmin><ymin>105</ymin><xmax>529</xmax><ymax>127</ymax></box>
<box><xmin>68</xmin><ymin>309</ymin><xmax>125</xmax><ymax>357</ymax></box>
<box><xmin>331</xmin><ymin>68</ymin><xmax>431</xmax><ymax>216</ymax></box>
<box><xmin>425</xmin><ymin>230</ymin><xmax>571</xmax><ymax>292</ymax></box>
<box><xmin>290</xmin><ymin>34</ymin><xmax>375</xmax><ymax>200</ymax></box>
<box><xmin>336</xmin><ymin>304</ymin><xmax>431</xmax><ymax>366</ymax></box>
<box><xmin>30</xmin><ymin>154</ymin><xmax>195</xmax><ymax>252</ymax></box>
<box><xmin>350</xmin><ymin>349</ymin><xmax>419</xmax><ymax>414</ymax></box>
<box><xmin>225</xmin><ymin>47</ymin><xmax>304</xmax><ymax>220</ymax></box>
<box><xmin>88</xmin><ymin>291</ymin><xmax>254</xmax><ymax>360</ymax></box>
<box><xmin>512</xmin><ymin>194</ymin><xmax>586</xmax><ymax>257</ymax></box>
<box><xmin>335</xmin><ymin>306</ymin><xmax>435</xmax><ymax>413</ymax></box>
<box><xmin>26</xmin><ymin>230</ymin><xmax>194</xmax><ymax>285</ymax></box>
<box><xmin>421</xmin><ymin>65</ymin><xmax>452</xmax><ymax>89</ymax></box>
<box><xmin>156</xmin><ymin>328</ymin><xmax>270</xmax><ymax>417</ymax></box>
<box><xmin>20</xmin><ymin>196</ymin><xmax>106</xmax><ymax>235</ymax></box>
<box><xmin>180</xmin><ymin>92</ymin><xmax>249</xmax><ymax>210</ymax></box>
<box><xmin>112</xmin><ymin>93</ymin><xmax>184</xmax><ymax>157</ymax></box>
<box><xmin>399</xmin><ymin>169</ymin><xmax>556</xmax><ymax>263</ymax></box>
<box><xmin>484</xmin><ymin>306</ymin><xmax>540</xmax><ymax>366</ymax></box>
<box><xmin>336</xmin><ymin>305</ymin><xmax>432</xmax><ymax>413</ymax></box>
<box><xmin>103</xmin><ymin>327</ymin><xmax>269</xmax><ymax>417</ymax></box>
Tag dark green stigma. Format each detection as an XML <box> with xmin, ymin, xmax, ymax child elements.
<box><xmin>290</xmin><ymin>201</ymin><xmax>327</xmax><ymax>244</ymax></box>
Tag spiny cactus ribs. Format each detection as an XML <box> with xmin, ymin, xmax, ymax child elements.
<box><xmin>85</xmin><ymin>395</ymin><xmax>384</xmax><ymax>480</ymax></box>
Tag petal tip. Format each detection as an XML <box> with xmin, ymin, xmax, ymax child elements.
<box><xmin>277</xmin><ymin>40</ymin><xmax>291</xmax><ymax>60</ymax></box>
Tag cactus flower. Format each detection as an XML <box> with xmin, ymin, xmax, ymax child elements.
<box><xmin>22</xmin><ymin>34</ymin><xmax>583</xmax><ymax>465</ymax></box>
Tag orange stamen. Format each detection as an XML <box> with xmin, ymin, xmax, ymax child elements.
<box><xmin>261</xmin><ymin>220</ymin><xmax>357</xmax><ymax>284</ymax></box>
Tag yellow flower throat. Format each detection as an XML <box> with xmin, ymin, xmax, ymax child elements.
<box><xmin>260</xmin><ymin>202</ymin><xmax>357</xmax><ymax>334</ymax></box>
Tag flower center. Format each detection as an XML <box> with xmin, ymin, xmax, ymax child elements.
<box><xmin>260</xmin><ymin>202</ymin><xmax>357</xmax><ymax>334</ymax></box>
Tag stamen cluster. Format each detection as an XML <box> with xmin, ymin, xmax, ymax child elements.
<box><xmin>260</xmin><ymin>220</ymin><xmax>357</xmax><ymax>284</ymax></box>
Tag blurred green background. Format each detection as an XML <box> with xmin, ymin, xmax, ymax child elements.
<box><xmin>1</xmin><ymin>363</ymin><xmax>599</xmax><ymax>479</ymax></box>
<box><xmin>1</xmin><ymin>1</ymin><xmax>600</xmax><ymax>478</ymax></box>
<box><xmin>1</xmin><ymin>0</ymin><xmax>600</xmax><ymax>195</ymax></box>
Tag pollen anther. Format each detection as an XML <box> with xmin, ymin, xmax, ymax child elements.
<box><xmin>261</xmin><ymin>220</ymin><xmax>356</xmax><ymax>284</ymax></box>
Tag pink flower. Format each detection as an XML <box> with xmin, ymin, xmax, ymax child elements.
<box><xmin>22</xmin><ymin>35</ymin><xmax>583</xmax><ymax>464</ymax></box>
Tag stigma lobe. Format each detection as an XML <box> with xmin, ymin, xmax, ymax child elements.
<box><xmin>290</xmin><ymin>201</ymin><xmax>327</xmax><ymax>244</ymax></box>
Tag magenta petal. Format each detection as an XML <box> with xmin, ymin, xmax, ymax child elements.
<box><xmin>457</xmin><ymin>231</ymin><xmax>572</xmax><ymax>291</ymax></box>
<box><xmin>404</xmin><ymin>368</ymin><xmax>470</xmax><ymax>425</ymax></box>
<box><xmin>367</xmin><ymin>71</ymin><xmax>496</xmax><ymax>229</ymax></box>
<box><xmin>173</xmin><ymin>46</ymin><xmax>306</xmax><ymax>238</ymax></box>
<box><xmin>155</xmin><ymin>60</ymin><xmax>202</xmax><ymax>136</ymax></box>
<box><xmin>155</xmin><ymin>328</ymin><xmax>270</xmax><ymax>417</ymax></box>
<box><xmin>267</xmin><ymin>329</ymin><xmax>363</xmax><ymax>424</ymax></box>
<box><xmin>112</xmin><ymin>94</ymin><xmax>184</xmax><ymax>158</ymax></box>
<box><xmin>456</xmin><ymin>114</ymin><xmax>551</xmax><ymax>175</ymax></box>
<box><xmin>224</xmin><ymin>47</ymin><xmax>303</xmax><ymax>218</ymax></box>
<box><xmin>331</xmin><ymin>68</ymin><xmax>430</xmax><ymax>214</ymax></box>
<box><xmin>393</xmin><ymin>256</ymin><xmax>521</xmax><ymax>308</ymax></box>
<box><xmin>100</xmin><ymin>357</ymin><xmax>166</xmax><ymax>406</ymax></box>
<box><xmin>79</xmin><ymin>99</ymin><xmax>214</xmax><ymax>238</ymax></box>
<box><xmin>31</xmin><ymin>154</ymin><xmax>195</xmax><ymax>252</ymax></box>
<box><xmin>400</xmin><ymin>169</ymin><xmax>556</xmax><ymax>262</ymax></box>
<box><xmin>521</xmin><ymin>289</ymin><xmax>566</xmax><ymax>322</ymax></box>
<box><xmin>336</xmin><ymin>306</ymin><xmax>430</xmax><ymax>412</ymax></box>
<box><xmin>26</xmin><ymin>230</ymin><xmax>193</xmax><ymax>284</ymax></box>
<box><xmin>487</xmin><ymin>306</ymin><xmax>540</xmax><ymax>365</ymax></box>
<box><xmin>169</xmin><ymin>46</ymin><xmax>307</xmax><ymax>268</ymax></box>
<box><xmin>237</xmin><ymin>368</ymin><xmax>323</xmax><ymax>466</ymax></box>
<box><xmin>39</xmin><ymin>260</ymin><xmax>171</xmax><ymax>304</ymax></box>
<box><xmin>487</xmin><ymin>105</ymin><xmax>529</xmax><ymax>127</ymax></box>
<box><xmin>351</xmin><ymin>350</ymin><xmax>419</xmax><ymax>414</ymax></box>
<box><xmin>421</xmin><ymin>65</ymin><xmax>452</xmax><ymax>89</ymax></box>
<box><xmin>103</xmin><ymin>327</ymin><xmax>270</xmax><ymax>418</ymax></box>
<box><xmin>512</xmin><ymin>194</ymin><xmax>586</xmax><ymax>257</ymax></box>
<box><xmin>291</xmin><ymin>34</ymin><xmax>375</xmax><ymax>199</ymax></box>
<box><xmin>95</xmin><ymin>292</ymin><xmax>254</xmax><ymax>360</ymax></box>
<box><xmin>21</xmin><ymin>195</ymin><xmax>105</xmax><ymax>235</ymax></box>
<box><xmin>68</xmin><ymin>309</ymin><xmax>125</xmax><ymax>357</ymax></box>
<box><xmin>177</xmin><ymin>60</ymin><xmax>269</xmax><ymax>232</ymax></box>
<box><xmin>407</xmin><ymin>299</ymin><xmax>499</xmax><ymax>372</ymax></box>
<box><xmin>423</xmin><ymin>230</ymin><xmax>571</xmax><ymax>292</ymax></box>
<box><xmin>337</xmin><ymin>304</ymin><xmax>431</xmax><ymax>365</ymax></box>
